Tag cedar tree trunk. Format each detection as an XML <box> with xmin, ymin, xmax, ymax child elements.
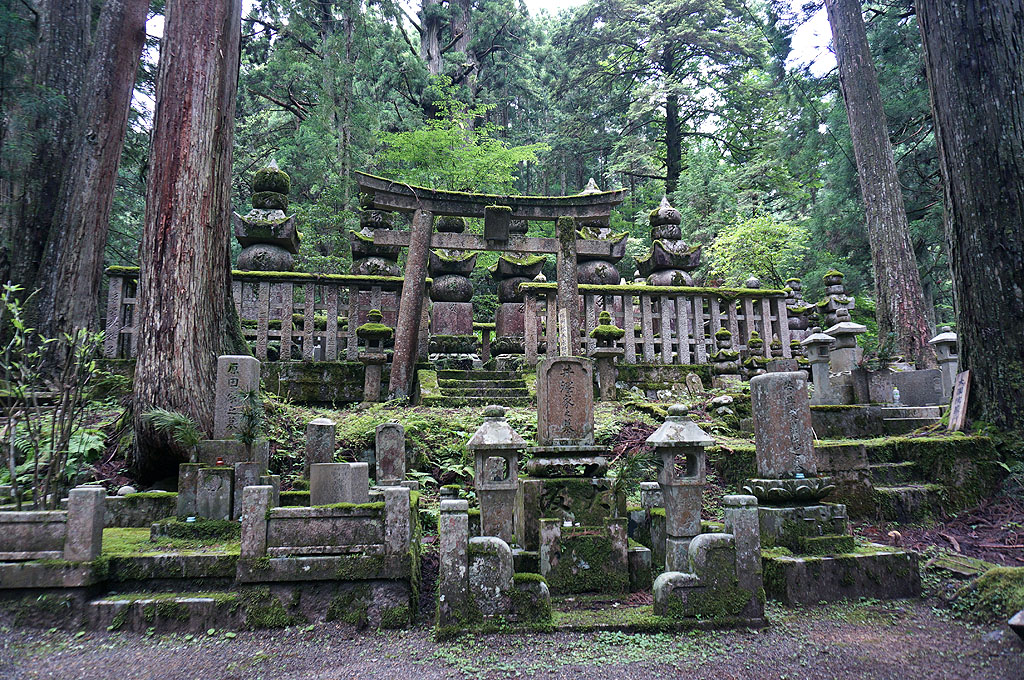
<box><xmin>824</xmin><ymin>0</ymin><xmax>936</xmax><ymax>367</ymax></box>
<box><xmin>132</xmin><ymin>0</ymin><xmax>246</xmax><ymax>481</ymax></box>
<box><xmin>916</xmin><ymin>1</ymin><xmax>1024</xmax><ymax>432</ymax></box>
<box><xmin>1</xmin><ymin>0</ymin><xmax>89</xmax><ymax>293</ymax></box>
<box><xmin>33</xmin><ymin>0</ymin><xmax>149</xmax><ymax>348</ymax></box>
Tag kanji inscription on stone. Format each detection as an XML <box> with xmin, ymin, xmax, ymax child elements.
<box><xmin>536</xmin><ymin>357</ymin><xmax>594</xmax><ymax>445</ymax></box>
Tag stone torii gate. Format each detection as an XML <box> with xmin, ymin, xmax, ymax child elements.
<box><xmin>355</xmin><ymin>172</ymin><xmax>627</xmax><ymax>400</ymax></box>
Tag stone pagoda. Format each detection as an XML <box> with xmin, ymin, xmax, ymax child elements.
<box><xmin>234</xmin><ymin>161</ymin><xmax>300</xmax><ymax>271</ymax></box>
<box><xmin>636</xmin><ymin>197</ymin><xmax>701</xmax><ymax>286</ymax></box>
<box><xmin>575</xmin><ymin>179</ymin><xmax>627</xmax><ymax>285</ymax></box>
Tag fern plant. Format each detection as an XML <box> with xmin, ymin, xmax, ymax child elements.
<box><xmin>141</xmin><ymin>408</ymin><xmax>203</xmax><ymax>461</ymax></box>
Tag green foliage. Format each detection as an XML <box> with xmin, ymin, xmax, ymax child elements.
<box><xmin>141</xmin><ymin>409</ymin><xmax>203</xmax><ymax>450</ymax></box>
<box><xmin>707</xmin><ymin>214</ymin><xmax>810</xmax><ymax>288</ymax></box>
<box><xmin>377</xmin><ymin>77</ymin><xmax>547</xmax><ymax>193</ymax></box>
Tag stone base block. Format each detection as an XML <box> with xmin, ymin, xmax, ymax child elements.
<box><xmin>763</xmin><ymin>544</ymin><xmax>920</xmax><ymax>605</ymax></box>
<box><xmin>515</xmin><ymin>477</ymin><xmax>626</xmax><ymax>550</ymax></box>
<box><xmin>628</xmin><ymin>545</ymin><xmax>652</xmax><ymax>591</ymax></box>
<box><xmin>495</xmin><ymin>303</ymin><xmax>525</xmax><ymax>338</ymax></box>
<box><xmin>195</xmin><ymin>440</ymin><xmax>269</xmax><ymax>470</ymax></box>
<box><xmin>542</xmin><ymin>521</ymin><xmax>628</xmax><ymax>595</ymax></box>
<box><xmin>431</xmin><ymin>303</ymin><xmax>474</xmax><ymax>336</ymax></box>
<box><xmin>757</xmin><ymin>504</ymin><xmax>849</xmax><ymax>551</ymax></box>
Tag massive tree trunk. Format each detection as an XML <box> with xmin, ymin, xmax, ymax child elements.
<box><xmin>32</xmin><ymin>0</ymin><xmax>148</xmax><ymax>347</ymax></box>
<box><xmin>1</xmin><ymin>0</ymin><xmax>89</xmax><ymax>293</ymax></box>
<box><xmin>132</xmin><ymin>0</ymin><xmax>246</xmax><ymax>481</ymax></box>
<box><xmin>824</xmin><ymin>0</ymin><xmax>936</xmax><ymax>367</ymax></box>
<box><xmin>916</xmin><ymin>1</ymin><xmax>1024</xmax><ymax>432</ymax></box>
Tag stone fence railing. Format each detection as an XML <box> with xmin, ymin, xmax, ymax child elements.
<box><xmin>519</xmin><ymin>282</ymin><xmax>791</xmax><ymax>366</ymax></box>
<box><xmin>103</xmin><ymin>267</ymin><xmax>424</xmax><ymax>362</ymax></box>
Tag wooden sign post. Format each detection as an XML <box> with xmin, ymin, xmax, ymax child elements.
<box><xmin>947</xmin><ymin>370</ymin><xmax>970</xmax><ymax>432</ymax></box>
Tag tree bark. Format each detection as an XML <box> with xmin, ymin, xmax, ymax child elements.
<box><xmin>1</xmin><ymin>0</ymin><xmax>89</xmax><ymax>293</ymax></box>
<box><xmin>32</xmin><ymin>0</ymin><xmax>149</xmax><ymax>348</ymax></box>
<box><xmin>916</xmin><ymin>0</ymin><xmax>1024</xmax><ymax>432</ymax></box>
<box><xmin>132</xmin><ymin>0</ymin><xmax>245</xmax><ymax>481</ymax></box>
<box><xmin>824</xmin><ymin>0</ymin><xmax>936</xmax><ymax>367</ymax></box>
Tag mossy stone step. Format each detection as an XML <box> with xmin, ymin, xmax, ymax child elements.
<box><xmin>88</xmin><ymin>592</ymin><xmax>242</xmax><ymax>633</ymax></box>
<box><xmin>869</xmin><ymin>461</ymin><xmax>919</xmax><ymax>485</ymax></box>
<box><xmin>882</xmin><ymin>417</ymin><xmax>941</xmax><ymax>435</ymax></box>
<box><xmin>421</xmin><ymin>395</ymin><xmax>534</xmax><ymax>408</ymax></box>
<box><xmin>436</xmin><ymin>370</ymin><xmax>522</xmax><ymax>380</ymax></box>
<box><xmin>437</xmin><ymin>379</ymin><xmax>527</xmax><ymax>389</ymax></box>
<box><xmin>872</xmin><ymin>484</ymin><xmax>947</xmax><ymax>522</ymax></box>
<box><xmin>440</xmin><ymin>387</ymin><xmax>530</xmax><ymax>398</ymax></box>
<box><xmin>880</xmin><ymin>406</ymin><xmax>943</xmax><ymax>419</ymax></box>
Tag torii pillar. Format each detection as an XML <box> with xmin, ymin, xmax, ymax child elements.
<box><xmin>388</xmin><ymin>208</ymin><xmax>432</xmax><ymax>400</ymax></box>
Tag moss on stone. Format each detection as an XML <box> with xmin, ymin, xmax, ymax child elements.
<box><xmin>379</xmin><ymin>603</ymin><xmax>410</xmax><ymax>629</ymax></box>
<box><xmin>519</xmin><ymin>282</ymin><xmax>787</xmax><ymax>299</ymax></box>
<box><xmin>240</xmin><ymin>586</ymin><xmax>303</xmax><ymax>629</ymax></box>
<box><xmin>280</xmin><ymin>490</ymin><xmax>310</xmax><ymax>506</ymax></box>
<box><xmin>253</xmin><ymin>166</ymin><xmax>291</xmax><ymax>194</ymax></box>
<box><xmin>954</xmin><ymin>567</ymin><xmax>1024</xmax><ymax>622</ymax></box>
<box><xmin>326</xmin><ymin>586</ymin><xmax>371</xmax><ymax>627</ymax></box>
<box><xmin>151</xmin><ymin>517</ymin><xmax>240</xmax><ymax>541</ymax></box>
<box><xmin>313</xmin><ymin>501</ymin><xmax>385</xmax><ymax>511</ymax></box>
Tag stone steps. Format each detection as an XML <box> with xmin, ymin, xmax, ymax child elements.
<box><xmin>87</xmin><ymin>592</ymin><xmax>242</xmax><ymax>633</ymax></box>
<box><xmin>870</xmin><ymin>461</ymin><xmax>918</xmax><ymax>485</ymax></box>
<box><xmin>440</xmin><ymin>387</ymin><xmax>530</xmax><ymax>398</ymax></box>
<box><xmin>422</xmin><ymin>395</ymin><xmax>534</xmax><ymax>408</ymax></box>
<box><xmin>882</xmin><ymin>417</ymin><xmax>941</xmax><ymax>435</ymax></box>
<box><xmin>880</xmin><ymin>406</ymin><xmax>943</xmax><ymax>419</ymax></box>
<box><xmin>432</xmin><ymin>368</ymin><xmax>533</xmax><ymax>407</ymax></box>
<box><xmin>437</xmin><ymin>370</ymin><xmax>521</xmax><ymax>380</ymax></box>
<box><xmin>437</xmin><ymin>379</ymin><xmax>526</xmax><ymax>389</ymax></box>
<box><xmin>872</xmin><ymin>484</ymin><xmax>947</xmax><ymax>522</ymax></box>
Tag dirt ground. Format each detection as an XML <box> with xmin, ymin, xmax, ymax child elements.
<box><xmin>1</xmin><ymin>599</ymin><xmax>1020</xmax><ymax>680</ymax></box>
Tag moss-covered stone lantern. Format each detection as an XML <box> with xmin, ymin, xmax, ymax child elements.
<box><xmin>645</xmin><ymin>404</ymin><xmax>714</xmax><ymax>571</ymax></box>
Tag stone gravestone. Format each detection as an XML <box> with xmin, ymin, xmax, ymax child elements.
<box><xmin>891</xmin><ymin>369</ymin><xmax>944</xmax><ymax>406</ymax></box>
<box><xmin>750</xmin><ymin>369</ymin><xmax>816</xmax><ymax>478</ymax></box>
<box><xmin>948</xmin><ymin>370</ymin><xmax>971</xmax><ymax>432</ymax></box>
<box><xmin>536</xmin><ymin>357</ymin><xmax>594</xmax><ymax>445</ymax></box>
<box><xmin>213</xmin><ymin>355</ymin><xmax>260</xmax><ymax>439</ymax></box>
<box><xmin>684</xmin><ymin>373</ymin><xmax>704</xmax><ymax>398</ymax></box>
<box><xmin>197</xmin><ymin>467</ymin><xmax>233</xmax><ymax>520</ymax></box>
<box><xmin>375</xmin><ymin>422</ymin><xmax>406</xmax><ymax>485</ymax></box>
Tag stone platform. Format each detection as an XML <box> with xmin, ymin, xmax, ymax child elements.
<box><xmin>763</xmin><ymin>543</ymin><xmax>920</xmax><ymax>605</ymax></box>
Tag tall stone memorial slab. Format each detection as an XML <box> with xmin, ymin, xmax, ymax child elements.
<box><xmin>536</xmin><ymin>357</ymin><xmax>594</xmax><ymax>446</ymax></box>
<box><xmin>750</xmin><ymin>369</ymin><xmax>816</xmax><ymax>478</ymax></box>
<box><xmin>375</xmin><ymin>422</ymin><xmax>406</xmax><ymax>485</ymax></box>
<box><xmin>213</xmin><ymin>355</ymin><xmax>261</xmax><ymax>440</ymax></box>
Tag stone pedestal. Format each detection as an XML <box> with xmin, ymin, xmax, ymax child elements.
<box><xmin>176</xmin><ymin>463</ymin><xmax>202</xmax><ymax>518</ymax></box>
<box><xmin>590</xmin><ymin>347</ymin><xmax>623</xmax><ymax>401</ymax></box>
<box><xmin>304</xmin><ymin>418</ymin><xmax>336</xmax><ymax>479</ymax></box>
<box><xmin>431</xmin><ymin>301</ymin><xmax>474</xmax><ymax>336</ymax></box>
<box><xmin>64</xmin><ymin>486</ymin><xmax>105</xmax><ymax>562</ymax></box>
<box><xmin>239</xmin><ymin>485</ymin><xmax>273</xmax><ymax>559</ymax></box>
<box><xmin>438</xmin><ymin>499</ymin><xmax>470</xmax><ymax>627</ymax></box>
<box><xmin>361</xmin><ymin>354</ymin><xmax>386</xmax><ymax>403</ymax></box>
<box><xmin>495</xmin><ymin>302</ymin><xmax>526</xmax><ymax>339</ymax></box>
<box><xmin>310</xmin><ymin>462</ymin><xmax>370</xmax><ymax>506</ymax></box>
<box><xmin>233</xmin><ymin>462</ymin><xmax>264</xmax><ymax>520</ymax></box>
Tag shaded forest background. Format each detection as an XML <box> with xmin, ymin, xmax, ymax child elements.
<box><xmin>2</xmin><ymin>0</ymin><xmax>950</xmax><ymax>348</ymax></box>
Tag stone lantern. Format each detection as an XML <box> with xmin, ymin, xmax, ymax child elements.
<box><xmin>645</xmin><ymin>404</ymin><xmax>714</xmax><ymax>571</ymax></box>
<box><xmin>824</xmin><ymin>320</ymin><xmax>867</xmax><ymax>373</ymax></box>
<box><xmin>356</xmin><ymin>309</ymin><xmax>392</xmax><ymax>402</ymax></box>
<box><xmin>929</xmin><ymin>326</ymin><xmax>958</xmax><ymax>400</ymax></box>
<box><xmin>466</xmin><ymin>405</ymin><xmax>525</xmax><ymax>544</ymax></box>
<box><xmin>589</xmin><ymin>311</ymin><xmax>625</xmax><ymax>401</ymax></box>
<box><xmin>801</xmin><ymin>327</ymin><xmax>836</xmax><ymax>404</ymax></box>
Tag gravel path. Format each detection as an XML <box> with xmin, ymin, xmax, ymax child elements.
<box><xmin>1</xmin><ymin>599</ymin><xmax>1020</xmax><ymax>680</ymax></box>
